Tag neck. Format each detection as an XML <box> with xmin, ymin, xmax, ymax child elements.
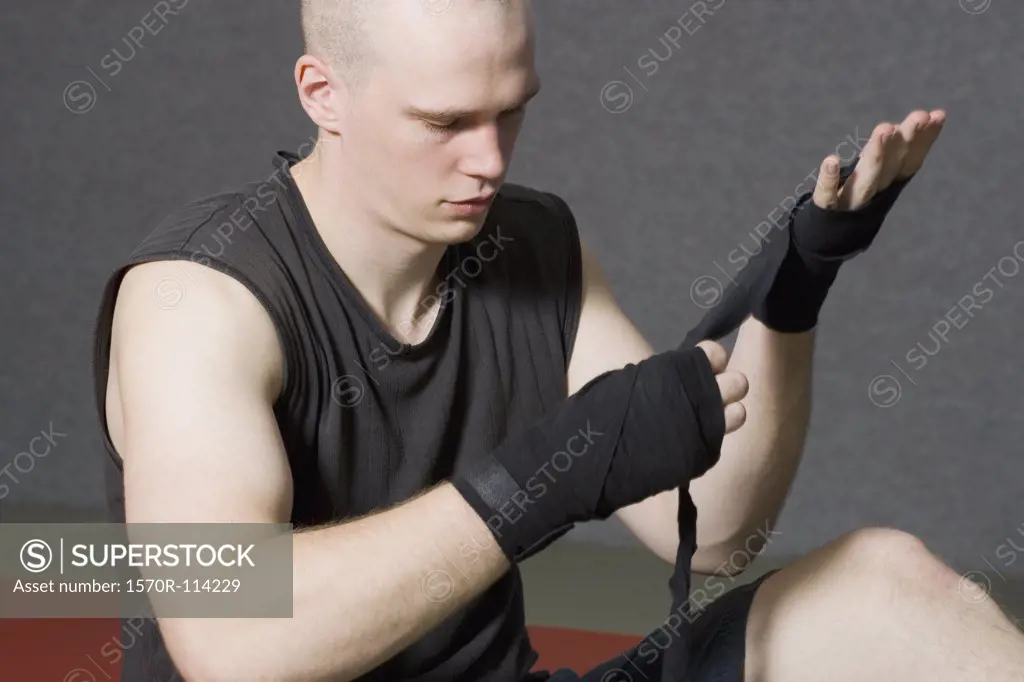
<box><xmin>291</xmin><ymin>142</ymin><xmax>447</xmax><ymax>344</ymax></box>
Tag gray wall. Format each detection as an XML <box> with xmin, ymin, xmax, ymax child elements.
<box><xmin>3</xmin><ymin>1</ymin><xmax>1022</xmax><ymax>606</ymax></box>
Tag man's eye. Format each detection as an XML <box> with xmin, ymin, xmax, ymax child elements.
<box><xmin>424</xmin><ymin>119</ymin><xmax>457</xmax><ymax>133</ymax></box>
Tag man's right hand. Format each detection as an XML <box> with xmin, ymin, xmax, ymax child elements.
<box><xmin>452</xmin><ymin>340</ymin><xmax>748</xmax><ymax>563</ymax></box>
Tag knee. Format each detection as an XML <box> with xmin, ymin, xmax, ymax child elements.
<box><xmin>829</xmin><ymin>527</ymin><xmax>956</xmax><ymax>591</ymax></box>
<box><xmin>832</xmin><ymin>527</ymin><xmax>929</xmax><ymax>564</ymax></box>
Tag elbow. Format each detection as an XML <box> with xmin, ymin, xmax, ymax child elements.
<box><xmin>161</xmin><ymin>623</ymin><xmax>263</xmax><ymax>682</ymax></box>
<box><xmin>162</xmin><ymin>635</ymin><xmax>232</xmax><ymax>682</ymax></box>
<box><xmin>694</xmin><ymin>525</ymin><xmax>778</xmax><ymax>577</ymax></box>
<box><xmin>171</xmin><ymin>649</ymin><xmax>288</xmax><ymax>682</ymax></box>
<box><xmin>165</xmin><ymin>626</ymin><xmax>360</xmax><ymax>682</ymax></box>
<box><xmin>692</xmin><ymin>543</ymin><xmax>757</xmax><ymax>577</ymax></box>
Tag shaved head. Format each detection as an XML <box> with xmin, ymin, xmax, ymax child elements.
<box><xmin>300</xmin><ymin>0</ymin><xmax>378</xmax><ymax>91</ymax></box>
<box><xmin>294</xmin><ymin>0</ymin><xmax>537</xmax><ymax>248</ymax></box>
<box><xmin>301</xmin><ymin>0</ymin><xmax>513</xmax><ymax>92</ymax></box>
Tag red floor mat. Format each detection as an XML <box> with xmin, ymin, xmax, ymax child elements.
<box><xmin>0</xmin><ymin>618</ymin><xmax>123</xmax><ymax>681</ymax></box>
<box><xmin>0</xmin><ymin>619</ymin><xmax>640</xmax><ymax>680</ymax></box>
<box><xmin>528</xmin><ymin>625</ymin><xmax>642</xmax><ymax>675</ymax></box>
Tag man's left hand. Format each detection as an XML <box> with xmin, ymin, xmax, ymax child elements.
<box><xmin>814</xmin><ymin>109</ymin><xmax>946</xmax><ymax>211</ymax></box>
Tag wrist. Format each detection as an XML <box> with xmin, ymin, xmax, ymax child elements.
<box><xmin>751</xmin><ymin>245</ymin><xmax>841</xmax><ymax>333</ymax></box>
<box><xmin>451</xmin><ymin>452</ymin><xmax>576</xmax><ymax>564</ymax></box>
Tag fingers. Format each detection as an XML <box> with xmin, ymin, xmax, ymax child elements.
<box><xmin>696</xmin><ymin>339</ymin><xmax>727</xmax><ymax>374</ymax></box>
<box><xmin>897</xmin><ymin>109</ymin><xmax>945</xmax><ymax>180</ymax></box>
<box><xmin>696</xmin><ymin>339</ymin><xmax>748</xmax><ymax>433</ymax></box>
<box><xmin>812</xmin><ymin>155</ymin><xmax>842</xmax><ymax>208</ymax></box>
<box><xmin>836</xmin><ymin>123</ymin><xmax>893</xmax><ymax>211</ymax></box>
<box><xmin>717</xmin><ymin>370</ymin><xmax>748</xmax><ymax>405</ymax></box>
<box><xmin>876</xmin><ymin>111</ymin><xmax>925</xmax><ymax>189</ymax></box>
<box><xmin>724</xmin><ymin>402</ymin><xmax>747</xmax><ymax>434</ymax></box>
<box><xmin>718</xmin><ymin>372</ymin><xmax>748</xmax><ymax>434</ymax></box>
<box><xmin>835</xmin><ymin>109</ymin><xmax>947</xmax><ymax>210</ymax></box>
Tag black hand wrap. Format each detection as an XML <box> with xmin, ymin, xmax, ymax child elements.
<box><xmin>456</xmin><ymin>157</ymin><xmax>916</xmax><ymax>678</ymax></box>
<box><xmin>752</xmin><ymin>160</ymin><xmax>913</xmax><ymax>332</ymax></box>
<box><xmin>624</xmin><ymin>160</ymin><xmax>917</xmax><ymax>679</ymax></box>
<box><xmin>451</xmin><ymin>345</ymin><xmax>724</xmax><ymax>564</ymax></box>
<box><xmin>640</xmin><ymin>160</ymin><xmax>915</xmax><ymax>679</ymax></box>
<box><xmin>682</xmin><ymin>157</ymin><xmax>915</xmax><ymax>344</ymax></box>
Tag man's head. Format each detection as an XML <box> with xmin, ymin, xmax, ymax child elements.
<box><xmin>296</xmin><ymin>0</ymin><xmax>539</xmax><ymax>245</ymax></box>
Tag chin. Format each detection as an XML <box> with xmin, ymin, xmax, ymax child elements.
<box><xmin>436</xmin><ymin>213</ymin><xmax>489</xmax><ymax>244</ymax></box>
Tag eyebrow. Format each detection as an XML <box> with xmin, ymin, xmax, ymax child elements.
<box><xmin>406</xmin><ymin>80</ymin><xmax>542</xmax><ymax>122</ymax></box>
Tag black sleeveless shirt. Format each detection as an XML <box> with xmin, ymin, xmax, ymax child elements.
<box><xmin>91</xmin><ymin>150</ymin><xmax>583</xmax><ymax>681</ymax></box>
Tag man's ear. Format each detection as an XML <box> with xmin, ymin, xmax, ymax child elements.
<box><xmin>294</xmin><ymin>54</ymin><xmax>346</xmax><ymax>135</ymax></box>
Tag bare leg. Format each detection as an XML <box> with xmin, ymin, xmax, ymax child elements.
<box><xmin>743</xmin><ymin>527</ymin><xmax>1024</xmax><ymax>682</ymax></box>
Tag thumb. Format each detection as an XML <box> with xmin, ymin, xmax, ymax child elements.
<box><xmin>813</xmin><ymin>155</ymin><xmax>841</xmax><ymax>209</ymax></box>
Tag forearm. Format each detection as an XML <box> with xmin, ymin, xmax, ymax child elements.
<box><xmin>691</xmin><ymin>315</ymin><xmax>814</xmax><ymax>558</ymax></box>
<box><xmin>615</xmin><ymin>316</ymin><xmax>813</xmax><ymax>572</ymax></box>
<box><xmin>164</xmin><ymin>483</ymin><xmax>509</xmax><ymax>682</ymax></box>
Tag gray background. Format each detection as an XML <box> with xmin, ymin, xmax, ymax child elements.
<box><xmin>2</xmin><ymin>0</ymin><xmax>1022</xmax><ymax>608</ymax></box>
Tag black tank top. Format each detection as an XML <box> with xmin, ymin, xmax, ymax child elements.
<box><xmin>91</xmin><ymin>150</ymin><xmax>583</xmax><ymax>681</ymax></box>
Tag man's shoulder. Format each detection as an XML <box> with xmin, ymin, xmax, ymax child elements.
<box><xmin>495</xmin><ymin>182</ymin><xmax>572</xmax><ymax>216</ymax></box>
<box><xmin>495</xmin><ymin>181</ymin><xmax>550</xmax><ymax>204</ymax></box>
<box><xmin>129</xmin><ymin>187</ymin><xmax>259</xmax><ymax>259</ymax></box>
<box><xmin>489</xmin><ymin>182</ymin><xmax>578</xmax><ymax>245</ymax></box>
<box><xmin>132</xmin><ymin>152</ymin><xmax>293</xmax><ymax>258</ymax></box>
<box><xmin>103</xmin><ymin>166</ymin><xmax>294</xmax><ymax>344</ymax></box>
<box><xmin>474</xmin><ymin>182</ymin><xmax>582</xmax><ymax>295</ymax></box>
<box><xmin>485</xmin><ymin>183</ymin><xmax>584</xmax><ymax>367</ymax></box>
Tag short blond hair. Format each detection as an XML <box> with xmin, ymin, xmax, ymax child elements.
<box><xmin>300</xmin><ymin>0</ymin><xmax>515</xmax><ymax>92</ymax></box>
<box><xmin>300</xmin><ymin>0</ymin><xmax>380</xmax><ymax>91</ymax></box>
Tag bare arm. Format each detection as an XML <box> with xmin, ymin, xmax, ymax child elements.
<box><xmin>613</xmin><ymin>316</ymin><xmax>812</xmax><ymax>574</ymax></box>
<box><xmin>110</xmin><ymin>261</ymin><xmax>509</xmax><ymax>682</ymax></box>
<box><xmin>569</xmin><ymin>112</ymin><xmax>945</xmax><ymax>574</ymax></box>
<box><xmin>566</xmin><ymin>244</ymin><xmax>812</xmax><ymax>575</ymax></box>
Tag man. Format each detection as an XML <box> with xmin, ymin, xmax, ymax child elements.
<box><xmin>90</xmin><ymin>1</ymin><xmax>1024</xmax><ymax>680</ymax></box>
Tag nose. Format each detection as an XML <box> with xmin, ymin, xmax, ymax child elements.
<box><xmin>460</xmin><ymin>123</ymin><xmax>508</xmax><ymax>181</ymax></box>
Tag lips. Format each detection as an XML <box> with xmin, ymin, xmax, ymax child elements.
<box><xmin>451</xmin><ymin>194</ymin><xmax>495</xmax><ymax>205</ymax></box>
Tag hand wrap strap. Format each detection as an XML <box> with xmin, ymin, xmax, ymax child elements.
<box><xmin>452</xmin><ymin>346</ymin><xmax>724</xmax><ymax>564</ymax></box>
<box><xmin>682</xmin><ymin>157</ymin><xmax>915</xmax><ymax>344</ymax></box>
<box><xmin>615</xmin><ymin>161</ymin><xmax>914</xmax><ymax>678</ymax></box>
<box><xmin>459</xmin><ymin>159</ymin><xmax>915</xmax><ymax>677</ymax></box>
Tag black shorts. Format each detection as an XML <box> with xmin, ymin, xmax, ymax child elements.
<box><xmin>539</xmin><ymin>569</ymin><xmax>778</xmax><ymax>682</ymax></box>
